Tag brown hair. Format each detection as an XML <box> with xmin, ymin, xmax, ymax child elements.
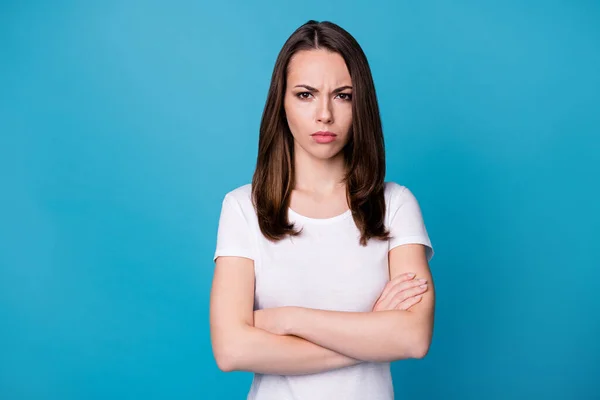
<box><xmin>251</xmin><ymin>19</ymin><xmax>390</xmax><ymax>246</ymax></box>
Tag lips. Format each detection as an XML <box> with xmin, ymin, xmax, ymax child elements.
<box><xmin>311</xmin><ymin>131</ymin><xmax>337</xmax><ymax>144</ymax></box>
<box><xmin>311</xmin><ymin>131</ymin><xmax>337</xmax><ymax>137</ymax></box>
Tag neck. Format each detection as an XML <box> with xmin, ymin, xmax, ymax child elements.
<box><xmin>293</xmin><ymin>144</ymin><xmax>347</xmax><ymax>195</ymax></box>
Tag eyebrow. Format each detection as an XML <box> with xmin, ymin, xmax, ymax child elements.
<box><xmin>293</xmin><ymin>84</ymin><xmax>353</xmax><ymax>94</ymax></box>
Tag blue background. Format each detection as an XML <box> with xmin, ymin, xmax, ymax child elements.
<box><xmin>1</xmin><ymin>1</ymin><xmax>599</xmax><ymax>399</ymax></box>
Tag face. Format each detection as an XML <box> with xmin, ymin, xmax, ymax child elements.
<box><xmin>284</xmin><ymin>49</ymin><xmax>353</xmax><ymax>161</ymax></box>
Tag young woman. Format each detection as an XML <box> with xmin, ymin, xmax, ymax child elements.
<box><xmin>210</xmin><ymin>20</ymin><xmax>435</xmax><ymax>400</ymax></box>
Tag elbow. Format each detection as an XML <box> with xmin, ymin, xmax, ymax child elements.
<box><xmin>214</xmin><ymin>349</ymin><xmax>236</xmax><ymax>372</ymax></box>
<box><xmin>409</xmin><ymin>327</ymin><xmax>433</xmax><ymax>359</ymax></box>
<box><xmin>410</xmin><ymin>339</ymin><xmax>431</xmax><ymax>359</ymax></box>
<box><xmin>393</xmin><ymin>323</ymin><xmax>433</xmax><ymax>360</ymax></box>
<box><xmin>391</xmin><ymin>339</ymin><xmax>430</xmax><ymax>361</ymax></box>
<box><xmin>214</xmin><ymin>337</ymin><xmax>251</xmax><ymax>372</ymax></box>
<box><xmin>212</xmin><ymin>325</ymin><xmax>254</xmax><ymax>372</ymax></box>
<box><xmin>212</xmin><ymin>334</ymin><xmax>243</xmax><ymax>372</ymax></box>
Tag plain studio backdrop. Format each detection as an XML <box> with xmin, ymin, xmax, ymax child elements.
<box><xmin>1</xmin><ymin>1</ymin><xmax>598</xmax><ymax>399</ymax></box>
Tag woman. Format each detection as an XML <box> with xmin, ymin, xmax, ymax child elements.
<box><xmin>210</xmin><ymin>20</ymin><xmax>435</xmax><ymax>400</ymax></box>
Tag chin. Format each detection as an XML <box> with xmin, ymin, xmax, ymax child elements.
<box><xmin>309</xmin><ymin>147</ymin><xmax>345</xmax><ymax>161</ymax></box>
<box><xmin>294</xmin><ymin>138</ymin><xmax>347</xmax><ymax>160</ymax></box>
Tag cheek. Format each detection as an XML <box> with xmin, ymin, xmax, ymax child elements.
<box><xmin>284</xmin><ymin>103</ymin><xmax>310</xmax><ymax>134</ymax></box>
<box><xmin>341</xmin><ymin>106</ymin><xmax>352</xmax><ymax>124</ymax></box>
<box><xmin>337</xmin><ymin>106</ymin><xmax>353</xmax><ymax>131</ymax></box>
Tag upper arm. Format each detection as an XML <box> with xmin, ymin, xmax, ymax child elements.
<box><xmin>210</xmin><ymin>192</ymin><xmax>257</xmax><ymax>370</ymax></box>
<box><xmin>388</xmin><ymin>244</ymin><xmax>435</xmax><ymax>324</ymax></box>
<box><xmin>210</xmin><ymin>255</ymin><xmax>255</xmax><ymax>371</ymax></box>
<box><xmin>386</xmin><ymin>184</ymin><xmax>435</xmax><ymax>357</ymax></box>
<box><xmin>388</xmin><ymin>244</ymin><xmax>435</xmax><ymax>358</ymax></box>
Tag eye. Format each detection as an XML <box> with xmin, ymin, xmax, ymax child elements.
<box><xmin>296</xmin><ymin>92</ymin><xmax>312</xmax><ymax>100</ymax></box>
<box><xmin>337</xmin><ymin>93</ymin><xmax>352</xmax><ymax>101</ymax></box>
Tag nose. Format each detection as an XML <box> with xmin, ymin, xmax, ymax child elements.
<box><xmin>316</xmin><ymin>97</ymin><xmax>333</xmax><ymax>124</ymax></box>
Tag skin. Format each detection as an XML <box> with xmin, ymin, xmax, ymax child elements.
<box><xmin>253</xmin><ymin>49</ymin><xmax>434</xmax><ymax>360</ymax></box>
<box><xmin>284</xmin><ymin>49</ymin><xmax>353</xmax><ymax>218</ymax></box>
<box><xmin>209</xmin><ymin>49</ymin><xmax>434</xmax><ymax>374</ymax></box>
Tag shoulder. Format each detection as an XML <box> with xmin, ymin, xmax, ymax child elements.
<box><xmin>220</xmin><ymin>183</ymin><xmax>255</xmax><ymax>218</ymax></box>
<box><xmin>384</xmin><ymin>181</ymin><xmax>424</xmax><ymax>213</ymax></box>
<box><xmin>223</xmin><ymin>183</ymin><xmax>252</xmax><ymax>204</ymax></box>
<box><xmin>384</xmin><ymin>181</ymin><xmax>407</xmax><ymax>197</ymax></box>
<box><xmin>384</xmin><ymin>181</ymin><xmax>408</xmax><ymax>205</ymax></box>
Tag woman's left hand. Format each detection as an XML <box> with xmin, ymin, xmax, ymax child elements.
<box><xmin>254</xmin><ymin>307</ymin><xmax>295</xmax><ymax>335</ymax></box>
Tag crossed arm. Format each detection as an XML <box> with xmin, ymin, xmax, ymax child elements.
<box><xmin>209</xmin><ymin>243</ymin><xmax>435</xmax><ymax>375</ymax></box>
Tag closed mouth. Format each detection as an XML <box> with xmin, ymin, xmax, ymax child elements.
<box><xmin>311</xmin><ymin>131</ymin><xmax>337</xmax><ymax>136</ymax></box>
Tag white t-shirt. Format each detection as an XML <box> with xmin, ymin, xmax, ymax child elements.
<box><xmin>213</xmin><ymin>181</ymin><xmax>434</xmax><ymax>400</ymax></box>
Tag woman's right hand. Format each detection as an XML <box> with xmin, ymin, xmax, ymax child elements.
<box><xmin>372</xmin><ymin>272</ymin><xmax>428</xmax><ymax>312</ymax></box>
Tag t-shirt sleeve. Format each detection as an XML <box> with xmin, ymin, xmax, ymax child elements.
<box><xmin>213</xmin><ymin>194</ymin><xmax>256</xmax><ymax>262</ymax></box>
<box><xmin>388</xmin><ymin>185</ymin><xmax>434</xmax><ymax>262</ymax></box>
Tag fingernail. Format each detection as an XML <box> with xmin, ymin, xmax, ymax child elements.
<box><xmin>407</xmin><ymin>273</ymin><xmax>415</xmax><ymax>278</ymax></box>
<box><xmin>420</xmin><ymin>284</ymin><xmax>427</xmax><ymax>288</ymax></box>
<box><xmin>418</xmin><ymin>278</ymin><xmax>427</xmax><ymax>283</ymax></box>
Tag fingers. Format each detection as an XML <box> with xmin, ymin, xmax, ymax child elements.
<box><xmin>375</xmin><ymin>273</ymin><xmax>417</xmax><ymax>307</ymax></box>
<box><xmin>375</xmin><ymin>275</ymin><xmax>428</xmax><ymax>311</ymax></box>
<box><xmin>395</xmin><ymin>294</ymin><xmax>424</xmax><ymax>311</ymax></box>
<box><xmin>387</xmin><ymin>283</ymin><xmax>428</xmax><ymax>310</ymax></box>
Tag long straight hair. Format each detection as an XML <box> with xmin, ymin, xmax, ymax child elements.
<box><xmin>251</xmin><ymin>20</ymin><xmax>390</xmax><ymax>246</ymax></box>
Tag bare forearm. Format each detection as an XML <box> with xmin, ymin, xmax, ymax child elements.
<box><xmin>288</xmin><ymin>308</ymin><xmax>427</xmax><ymax>363</ymax></box>
<box><xmin>224</xmin><ymin>325</ymin><xmax>362</xmax><ymax>375</ymax></box>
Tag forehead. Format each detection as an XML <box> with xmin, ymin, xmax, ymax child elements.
<box><xmin>287</xmin><ymin>49</ymin><xmax>351</xmax><ymax>85</ymax></box>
